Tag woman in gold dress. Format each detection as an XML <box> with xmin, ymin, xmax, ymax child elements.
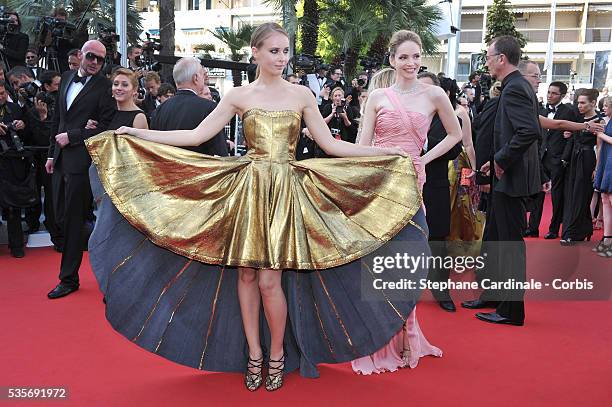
<box><xmin>86</xmin><ymin>24</ymin><xmax>456</xmax><ymax>392</ymax></box>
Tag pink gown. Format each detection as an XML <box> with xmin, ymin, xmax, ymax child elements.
<box><xmin>351</xmin><ymin>88</ymin><xmax>443</xmax><ymax>374</ymax></box>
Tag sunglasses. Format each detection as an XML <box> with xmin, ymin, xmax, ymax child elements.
<box><xmin>85</xmin><ymin>52</ymin><xmax>105</xmax><ymax>64</ymax></box>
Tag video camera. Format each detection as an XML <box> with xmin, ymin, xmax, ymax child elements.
<box><xmin>139</xmin><ymin>33</ymin><xmax>162</xmax><ymax>72</ymax></box>
<box><xmin>0</xmin><ymin>122</ymin><xmax>25</xmax><ymax>153</ymax></box>
<box><xmin>97</xmin><ymin>23</ymin><xmax>119</xmax><ymax>54</ymax></box>
<box><xmin>360</xmin><ymin>56</ymin><xmax>382</xmax><ymax>73</ymax></box>
<box><xmin>290</xmin><ymin>54</ymin><xmax>323</xmax><ymax>74</ymax></box>
<box><xmin>0</xmin><ymin>6</ymin><xmax>19</xmax><ymax>37</ymax></box>
<box><xmin>33</xmin><ymin>16</ymin><xmax>76</xmax><ymax>45</ymax></box>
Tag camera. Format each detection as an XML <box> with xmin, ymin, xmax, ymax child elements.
<box><xmin>290</xmin><ymin>53</ymin><xmax>323</xmax><ymax>74</ymax></box>
<box><xmin>97</xmin><ymin>23</ymin><xmax>119</xmax><ymax>54</ymax></box>
<box><xmin>139</xmin><ymin>33</ymin><xmax>162</xmax><ymax>72</ymax></box>
<box><xmin>0</xmin><ymin>7</ymin><xmax>18</xmax><ymax>36</ymax></box>
<box><xmin>19</xmin><ymin>81</ymin><xmax>40</xmax><ymax>100</ymax></box>
<box><xmin>335</xmin><ymin>98</ymin><xmax>346</xmax><ymax>115</ymax></box>
<box><xmin>33</xmin><ymin>16</ymin><xmax>76</xmax><ymax>43</ymax></box>
<box><xmin>360</xmin><ymin>56</ymin><xmax>382</xmax><ymax>72</ymax></box>
<box><xmin>35</xmin><ymin>91</ymin><xmax>56</xmax><ymax>114</ymax></box>
<box><xmin>0</xmin><ymin>123</ymin><xmax>24</xmax><ymax>153</ymax></box>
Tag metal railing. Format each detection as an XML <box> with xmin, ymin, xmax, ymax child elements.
<box><xmin>459</xmin><ymin>29</ymin><xmax>582</xmax><ymax>44</ymax></box>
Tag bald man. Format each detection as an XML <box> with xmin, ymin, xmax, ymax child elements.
<box><xmin>47</xmin><ymin>40</ymin><xmax>116</xmax><ymax>299</ymax></box>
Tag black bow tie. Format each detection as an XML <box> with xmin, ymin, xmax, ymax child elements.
<box><xmin>72</xmin><ymin>75</ymin><xmax>87</xmax><ymax>85</ymax></box>
<box><xmin>547</xmin><ymin>105</ymin><xmax>557</xmax><ymax>114</ymax></box>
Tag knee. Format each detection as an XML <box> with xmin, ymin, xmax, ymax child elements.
<box><xmin>239</xmin><ymin>268</ymin><xmax>258</xmax><ymax>285</ymax></box>
<box><xmin>258</xmin><ymin>273</ymin><xmax>281</xmax><ymax>296</ymax></box>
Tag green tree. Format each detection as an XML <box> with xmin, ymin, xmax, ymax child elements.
<box><xmin>300</xmin><ymin>0</ymin><xmax>319</xmax><ymax>56</ymax></box>
<box><xmin>7</xmin><ymin>0</ymin><xmax>143</xmax><ymax>47</ymax></box>
<box><xmin>484</xmin><ymin>0</ymin><xmax>527</xmax><ymax>47</ymax></box>
<box><xmin>209</xmin><ymin>24</ymin><xmax>254</xmax><ymax>87</ymax></box>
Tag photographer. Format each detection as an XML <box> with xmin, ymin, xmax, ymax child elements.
<box><xmin>0</xmin><ymin>80</ymin><xmax>30</xmax><ymax>257</ymax></box>
<box><xmin>141</xmin><ymin>71</ymin><xmax>161</xmax><ymax>120</ymax></box>
<box><xmin>321</xmin><ymin>86</ymin><xmax>357</xmax><ymax>145</ymax></box>
<box><xmin>49</xmin><ymin>8</ymin><xmax>82</xmax><ymax>73</ymax></box>
<box><xmin>25</xmin><ymin>48</ymin><xmax>46</xmax><ymax>80</ymax></box>
<box><xmin>127</xmin><ymin>45</ymin><xmax>143</xmax><ymax>73</ymax></box>
<box><xmin>67</xmin><ymin>48</ymin><xmax>81</xmax><ymax>71</ymax></box>
<box><xmin>0</xmin><ymin>11</ymin><xmax>29</xmax><ymax>70</ymax></box>
<box><xmin>6</xmin><ymin>66</ymin><xmax>38</xmax><ymax>108</ymax></box>
<box><xmin>22</xmin><ymin>70</ymin><xmax>61</xmax><ymax>241</ymax></box>
<box><xmin>349</xmin><ymin>71</ymin><xmax>368</xmax><ymax>111</ymax></box>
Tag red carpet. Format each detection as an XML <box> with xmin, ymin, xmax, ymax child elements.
<box><xmin>1</xmin><ymin>195</ymin><xmax>610</xmax><ymax>406</ymax></box>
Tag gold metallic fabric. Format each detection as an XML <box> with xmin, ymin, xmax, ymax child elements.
<box><xmin>86</xmin><ymin>108</ymin><xmax>422</xmax><ymax>270</ymax></box>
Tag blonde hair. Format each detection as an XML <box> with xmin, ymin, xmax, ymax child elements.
<box><xmin>330</xmin><ymin>86</ymin><xmax>345</xmax><ymax>98</ymax></box>
<box><xmin>490</xmin><ymin>81</ymin><xmax>502</xmax><ymax>98</ymax></box>
<box><xmin>111</xmin><ymin>67</ymin><xmax>138</xmax><ymax>90</ymax></box>
<box><xmin>368</xmin><ymin>67</ymin><xmax>396</xmax><ymax>91</ymax></box>
<box><xmin>389</xmin><ymin>30</ymin><xmax>422</xmax><ymax>56</ymax></box>
<box><xmin>356</xmin><ymin>68</ymin><xmax>397</xmax><ymax>144</ymax></box>
<box><xmin>250</xmin><ymin>22</ymin><xmax>288</xmax><ymax>48</ymax></box>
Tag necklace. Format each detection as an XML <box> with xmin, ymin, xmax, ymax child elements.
<box><xmin>391</xmin><ymin>83</ymin><xmax>419</xmax><ymax>95</ymax></box>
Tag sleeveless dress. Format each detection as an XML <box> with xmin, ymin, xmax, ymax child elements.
<box><xmin>85</xmin><ymin>108</ymin><xmax>434</xmax><ymax>378</ymax></box>
<box><xmin>594</xmin><ymin>119</ymin><xmax>612</xmax><ymax>193</ymax></box>
<box><xmin>351</xmin><ymin>89</ymin><xmax>442</xmax><ymax>374</ymax></box>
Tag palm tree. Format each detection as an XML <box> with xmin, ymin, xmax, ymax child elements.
<box><xmin>7</xmin><ymin>0</ymin><xmax>143</xmax><ymax>46</ymax></box>
<box><xmin>367</xmin><ymin>0</ymin><xmax>441</xmax><ymax>64</ymax></box>
<box><xmin>209</xmin><ymin>24</ymin><xmax>254</xmax><ymax>87</ymax></box>
<box><xmin>322</xmin><ymin>0</ymin><xmax>379</xmax><ymax>78</ymax></box>
<box><xmin>300</xmin><ymin>0</ymin><xmax>319</xmax><ymax>56</ymax></box>
<box><xmin>158</xmin><ymin>0</ymin><xmax>174</xmax><ymax>80</ymax></box>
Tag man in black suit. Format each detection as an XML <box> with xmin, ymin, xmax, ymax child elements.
<box><xmin>475</xmin><ymin>36</ymin><xmax>542</xmax><ymax>326</ymax></box>
<box><xmin>541</xmin><ymin>82</ymin><xmax>578</xmax><ymax>239</ymax></box>
<box><xmin>418</xmin><ymin>72</ymin><xmax>463</xmax><ymax>312</ymax></box>
<box><xmin>518</xmin><ymin>61</ymin><xmax>552</xmax><ymax>238</ymax></box>
<box><xmin>25</xmin><ymin>48</ymin><xmax>46</xmax><ymax>81</ymax></box>
<box><xmin>46</xmin><ymin>40</ymin><xmax>116</xmax><ymax>299</ymax></box>
<box><xmin>150</xmin><ymin>57</ymin><xmax>227</xmax><ymax>156</ymax></box>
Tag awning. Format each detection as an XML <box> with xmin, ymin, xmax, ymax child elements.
<box><xmin>181</xmin><ymin>28</ymin><xmax>204</xmax><ymax>32</ymax></box>
<box><xmin>147</xmin><ymin>29</ymin><xmax>159</xmax><ymax>36</ymax></box>
<box><xmin>589</xmin><ymin>5</ymin><xmax>612</xmax><ymax>12</ymax></box>
<box><xmin>461</xmin><ymin>5</ymin><xmax>583</xmax><ymax>14</ymax></box>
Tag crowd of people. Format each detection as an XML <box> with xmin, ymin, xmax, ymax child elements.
<box><xmin>1</xmin><ymin>12</ymin><xmax>612</xmax><ymax>393</ymax></box>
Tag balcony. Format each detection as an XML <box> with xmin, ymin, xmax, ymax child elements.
<box><xmin>518</xmin><ymin>29</ymin><xmax>580</xmax><ymax>43</ymax></box>
<box><xmin>585</xmin><ymin>28</ymin><xmax>611</xmax><ymax>42</ymax></box>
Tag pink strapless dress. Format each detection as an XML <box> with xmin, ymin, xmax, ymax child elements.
<box><xmin>351</xmin><ymin>88</ymin><xmax>442</xmax><ymax>375</ymax></box>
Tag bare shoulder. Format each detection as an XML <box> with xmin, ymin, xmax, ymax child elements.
<box><xmin>424</xmin><ymin>83</ymin><xmax>446</xmax><ymax>100</ymax></box>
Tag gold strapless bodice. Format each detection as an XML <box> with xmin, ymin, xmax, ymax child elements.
<box><xmin>242</xmin><ymin>109</ymin><xmax>301</xmax><ymax>162</ymax></box>
<box><xmin>86</xmin><ymin>110</ymin><xmax>422</xmax><ymax>269</ymax></box>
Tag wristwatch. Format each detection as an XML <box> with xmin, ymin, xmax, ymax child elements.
<box><xmin>584</xmin><ymin>122</ymin><xmax>591</xmax><ymax>131</ymax></box>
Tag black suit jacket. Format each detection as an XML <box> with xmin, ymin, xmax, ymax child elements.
<box><xmin>542</xmin><ymin>103</ymin><xmax>578</xmax><ymax>162</ymax></box>
<box><xmin>2</xmin><ymin>32</ymin><xmax>29</xmax><ymax>69</ymax></box>
<box><xmin>474</xmin><ymin>97</ymin><xmax>499</xmax><ymax>185</ymax></box>
<box><xmin>493</xmin><ymin>71</ymin><xmax>541</xmax><ymax>197</ymax></box>
<box><xmin>27</xmin><ymin>66</ymin><xmax>47</xmax><ymax>81</ymax></box>
<box><xmin>423</xmin><ymin>114</ymin><xmax>463</xmax><ymax>238</ymax></box>
<box><xmin>150</xmin><ymin>89</ymin><xmax>228</xmax><ymax>156</ymax></box>
<box><xmin>48</xmin><ymin>71</ymin><xmax>116</xmax><ymax>173</ymax></box>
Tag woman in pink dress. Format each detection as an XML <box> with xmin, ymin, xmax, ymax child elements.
<box><xmin>354</xmin><ymin>30</ymin><xmax>463</xmax><ymax>374</ymax></box>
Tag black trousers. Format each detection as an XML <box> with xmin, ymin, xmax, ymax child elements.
<box><xmin>427</xmin><ymin>237</ymin><xmax>451</xmax><ymax>302</ymax></box>
<box><xmin>25</xmin><ymin>154</ymin><xmax>63</xmax><ymax>244</ymax></box>
<box><xmin>3</xmin><ymin>207</ymin><xmax>24</xmax><ymax>250</ymax></box>
<box><xmin>526</xmin><ymin>191</ymin><xmax>545</xmax><ymax>232</ymax></box>
<box><xmin>545</xmin><ymin>158</ymin><xmax>565</xmax><ymax>234</ymax></box>
<box><xmin>488</xmin><ymin>190</ymin><xmax>526</xmax><ymax>323</ymax></box>
<box><xmin>52</xmin><ymin>167</ymin><xmax>93</xmax><ymax>288</ymax></box>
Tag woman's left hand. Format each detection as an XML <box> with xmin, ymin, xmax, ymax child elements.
<box><xmin>380</xmin><ymin>146</ymin><xmax>407</xmax><ymax>157</ymax></box>
<box><xmin>115</xmin><ymin>126</ymin><xmax>139</xmax><ymax>136</ymax></box>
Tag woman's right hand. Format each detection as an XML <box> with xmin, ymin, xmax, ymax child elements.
<box><xmin>379</xmin><ymin>146</ymin><xmax>407</xmax><ymax>157</ymax></box>
<box><xmin>115</xmin><ymin>126</ymin><xmax>140</xmax><ymax>137</ymax></box>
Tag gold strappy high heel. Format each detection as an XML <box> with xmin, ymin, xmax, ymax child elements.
<box><xmin>244</xmin><ymin>356</ymin><xmax>263</xmax><ymax>391</ymax></box>
<box><xmin>265</xmin><ymin>355</ymin><xmax>285</xmax><ymax>391</ymax></box>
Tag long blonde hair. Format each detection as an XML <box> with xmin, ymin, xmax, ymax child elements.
<box><xmin>356</xmin><ymin>68</ymin><xmax>396</xmax><ymax>143</ymax></box>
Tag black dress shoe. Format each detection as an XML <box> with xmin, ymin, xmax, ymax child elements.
<box><xmin>438</xmin><ymin>300</ymin><xmax>456</xmax><ymax>312</ymax></box>
<box><xmin>475</xmin><ymin>312</ymin><xmax>523</xmax><ymax>326</ymax></box>
<box><xmin>461</xmin><ymin>299</ymin><xmax>498</xmax><ymax>309</ymax></box>
<box><xmin>47</xmin><ymin>284</ymin><xmax>79</xmax><ymax>299</ymax></box>
<box><xmin>10</xmin><ymin>247</ymin><xmax>25</xmax><ymax>258</ymax></box>
<box><xmin>523</xmin><ymin>229</ymin><xmax>539</xmax><ymax>238</ymax></box>
<box><xmin>544</xmin><ymin>232</ymin><xmax>558</xmax><ymax>240</ymax></box>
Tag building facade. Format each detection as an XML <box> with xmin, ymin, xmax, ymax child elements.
<box><xmin>423</xmin><ymin>0</ymin><xmax>612</xmax><ymax>90</ymax></box>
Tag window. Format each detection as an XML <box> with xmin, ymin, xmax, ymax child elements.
<box><xmin>206</xmin><ymin>0</ymin><xmax>212</xmax><ymax>9</ymax></box>
<box><xmin>175</xmin><ymin>0</ymin><xmax>181</xmax><ymax>11</ymax></box>
<box><xmin>188</xmin><ymin>0</ymin><xmax>199</xmax><ymax>10</ymax></box>
<box><xmin>457</xmin><ymin>62</ymin><xmax>470</xmax><ymax>82</ymax></box>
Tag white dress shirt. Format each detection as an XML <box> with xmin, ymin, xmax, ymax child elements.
<box><xmin>66</xmin><ymin>74</ymin><xmax>92</xmax><ymax>110</ymax></box>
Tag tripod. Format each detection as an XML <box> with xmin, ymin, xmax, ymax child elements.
<box><xmin>0</xmin><ymin>33</ymin><xmax>12</xmax><ymax>70</ymax></box>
